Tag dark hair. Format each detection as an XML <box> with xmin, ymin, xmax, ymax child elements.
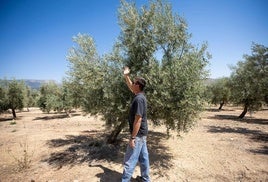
<box><xmin>135</xmin><ymin>77</ymin><xmax>146</xmax><ymax>91</ymax></box>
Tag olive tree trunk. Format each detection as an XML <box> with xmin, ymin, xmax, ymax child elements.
<box><xmin>107</xmin><ymin>120</ymin><xmax>126</xmax><ymax>144</ymax></box>
<box><xmin>218</xmin><ymin>101</ymin><xmax>224</xmax><ymax>110</ymax></box>
<box><xmin>12</xmin><ymin>108</ymin><xmax>17</xmax><ymax>119</ymax></box>
<box><xmin>238</xmin><ymin>103</ymin><xmax>248</xmax><ymax>119</ymax></box>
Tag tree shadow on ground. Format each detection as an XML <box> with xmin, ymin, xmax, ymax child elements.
<box><xmin>0</xmin><ymin>117</ymin><xmax>14</xmax><ymax>122</ymax></box>
<box><xmin>205</xmin><ymin>108</ymin><xmax>235</xmax><ymax>112</ymax></box>
<box><xmin>34</xmin><ymin>114</ymin><xmax>69</xmax><ymax>121</ymax></box>
<box><xmin>33</xmin><ymin>113</ymin><xmax>81</xmax><ymax>121</ymax></box>
<box><xmin>208</xmin><ymin>114</ymin><xmax>268</xmax><ymax>125</ymax></box>
<box><xmin>205</xmin><ymin>108</ymin><xmax>220</xmax><ymax>112</ymax></box>
<box><xmin>0</xmin><ymin>116</ymin><xmax>22</xmax><ymax>122</ymax></box>
<box><xmin>249</xmin><ymin>146</ymin><xmax>268</xmax><ymax>155</ymax></box>
<box><xmin>207</xmin><ymin>126</ymin><xmax>268</xmax><ymax>155</ymax></box>
<box><xmin>43</xmin><ymin>129</ymin><xmax>172</xmax><ymax>180</ymax></box>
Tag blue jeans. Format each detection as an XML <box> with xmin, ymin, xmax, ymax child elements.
<box><xmin>122</xmin><ymin>136</ymin><xmax>150</xmax><ymax>182</ymax></box>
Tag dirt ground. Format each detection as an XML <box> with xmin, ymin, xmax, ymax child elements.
<box><xmin>0</xmin><ymin>106</ymin><xmax>267</xmax><ymax>182</ymax></box>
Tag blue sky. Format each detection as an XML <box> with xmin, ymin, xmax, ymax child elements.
<box><xmin>0</xmin><ymin>0</ymin><xmax>267</xmax><ymax>82</ymax></box>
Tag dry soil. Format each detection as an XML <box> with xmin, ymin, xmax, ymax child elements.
<box><xmin>0</xmin><ymin>107</ymin><xmax>267</xmax><ymax>182</ymax></box>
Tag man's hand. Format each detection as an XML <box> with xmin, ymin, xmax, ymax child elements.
<box><xmin>129</xmin><ymin>138</ymin><xmax>135</xmax><ymax>148</ymax></box>
<box><xmin>124</xmin><ymin>66</ymin><xmax>134</xmax><ymax>93</ymax></box>
<box><xmin>124</xmin><ymin>66</ymin><xmax>130</xmax><ymax>75</ymax></box>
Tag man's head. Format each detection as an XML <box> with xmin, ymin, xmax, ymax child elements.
<box><xmin>133</xmin><ymin>77</ymin><xmax>146</xmax><ymax>92</ymax></box>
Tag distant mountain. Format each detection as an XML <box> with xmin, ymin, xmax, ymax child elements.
<box><xmin>23</xmin><ymin>80</ymin><xmax>58</xmax><ymax>89</ymax></box>
<box><xmin>0</xmin><ymin>79</ymin><xmax>58</xmax><ymax>90</ymax></box>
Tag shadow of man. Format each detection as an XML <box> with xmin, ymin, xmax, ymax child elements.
<box><xmin>90</xmin><ymin>164</ymin><xmax>138</xmax><ymax>182</ymax></box>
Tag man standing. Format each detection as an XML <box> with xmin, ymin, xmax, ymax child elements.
<box><xmin>122</xmin><ymin>67</ymin><xmax>150</xmax><ymax>182</ymax></box>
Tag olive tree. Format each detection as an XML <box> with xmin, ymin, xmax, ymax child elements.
<box><xmin>109</xmin><ymin>0</ymin><xmax>210</xmax><ymax>138</ymax></box>
<box><xmin>206</xmin><ymin>78</ymin><xmax>231</xmax><ymax>109</ymax></box>
<box><xmin>38</xmin><ymin>81</ymin><xmax>60</xmax><ymax>113</ymax></box>
<box><xmin>66</xmin><ymin>0</ymin><xmax>210</xmax><ymax>143</ymax></box>
<box><xmin>6</xmin><ymin>80</ymin><xmax>25</xmax><ymax>118</ymax></box>
<box><xmin>66</xmin><ymin>33</ymin><xmax>106</xmax><ymax>114</ymax></box>
<box><xmin>229</xmin><ymin>43</ymin><xmax>268</xmax><ymax>118</ymax></box>
<box><xmin>0</xmin><ymin>85</ymin><xmax>8</xmax><ymax>113</ymax></box>
<box><xmin>0</xmin><ymin>79</ymin><xmax>35</xmax><ymax>118</ymax></box>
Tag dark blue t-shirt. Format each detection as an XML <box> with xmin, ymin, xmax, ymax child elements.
<box><xmin>129</xmin><ymin>93</ymin><xmax>148</xmax><ymax>136</ymax></box>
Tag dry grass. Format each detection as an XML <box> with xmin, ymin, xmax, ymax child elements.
<box><xmin>7</xmin><ymin>139</ymin><xmax>34</xmax><ymax>171</ymax></box>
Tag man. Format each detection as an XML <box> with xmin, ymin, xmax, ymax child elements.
<box><xmin>122</xmin><ymin>67</ymin><xmax>150</xmax><ymax>182</ymax></box>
